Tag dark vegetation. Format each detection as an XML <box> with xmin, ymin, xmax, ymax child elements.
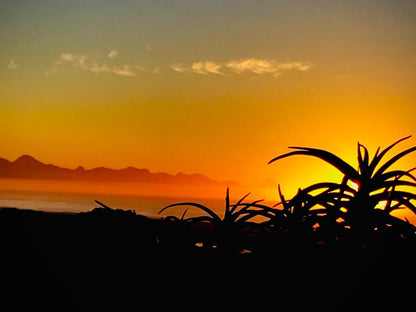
<box><xmin>2</xmin><ymin>137</ymin><xmax>416</xmax><ymax>311</ymax></box>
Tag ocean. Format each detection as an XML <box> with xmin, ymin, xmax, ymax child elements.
<box><xmin>0</xmin><ymin>189</ymin><xmax>226</xmax><ymax>219</ymax></box>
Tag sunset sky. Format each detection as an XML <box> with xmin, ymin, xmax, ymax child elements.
<box><xmin>1</xmin><ymin>0</ymin><xmax>416</xmax><ymax>200</ymax></box>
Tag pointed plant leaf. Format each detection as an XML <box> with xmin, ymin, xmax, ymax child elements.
<box><xmin>95</xmin><ymin>200</ymin><xmax>113</xmax><ymax>209</ymax></box>
<box><xmin>377</xmin><ymin>180</ymin><xmax>416</xmax><ymax>191</ymax></box>
<box><xmin>369</xmin><ymin>136</ymin><xmax>412</xmax><ymax>174</ymax></box>
<box><xmin>236</xmin><ymin>210</ymin><xmax>276</xmax><ymax>223</ymax></box>
<box><xmin>225</xmin><ymin>187</ymin><xmax>230</xmax><ymax>219</ymax></box>
<box><xmin>384</xmin><ymin>202</ymin><xmax>403</xmax><ymax>215</ymax></box>
<box><xmin>383</xmin><ymin>169</ymin><xmax>416</xmax><ymax>181</ymax></box>
<box><xmin>371</xmin><ymin>191</ymin><xmax>416</xmax><ymax>215</ymax></box>
<box><xmin>301</xmin><ymin>182</ymin><xmax>355</xmax><ymax>195</ymax></box>
<box><xmin>230</xmin><ymin>192</ymin><xmax>251</xmax><ymax>214</ymax></box>
<box><xmin>159</xmin><ymin>202</ymin><xmax>222</xmax><ymax>223</ymax></box>
<box><xmin>242</xmin><ymin>202</ymin><xmax>277</xmax><ymax>214</ymax></box>
<box><xmin>358</xmin><ymin>143</ymin><xmax>370</xmax><ymax>176</ymax></box>
<box><xmin>231</xmin><ymin>200</ymin><xmax>274</xmax><ymax>222</ymax></box>
<box><xmin>374</xmin><ymin>146</ymin><xmax>416</xmax><ymax>179</ymax></box>
<box><xmin>269</xmin><ymin>147</ymin><xmax>359</xmax><ymax>181</ymax></box>
<box><xmin>376</xmin><ymin>170</ymin><xmax>416</xmax><ymax>185</ymax></box>
<box><xmin>180</xmin><ymin>209</ymin><xmax>188</xmax><ymax>221</ymax></box>
<box><xmin>278</xmin><ymin>185</ymin><xmax>289</xmax><ymax>212</ymax></box>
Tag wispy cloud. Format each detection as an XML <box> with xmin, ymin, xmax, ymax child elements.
<box><xmin>226</xmin><ymin>59</ymin><xmax>277</xmax><ymax>74</ymax></box>
<box><xmin>171</xmin><ymin>63</ymin><xmax>188</xmax><ymax>73</ymax></box>
<box><xmin>191</xmin><ymin>61</ymin><xmax>222</xmax><ymax>74</ymax></box>
<box><xmin>46</xmin><ymin>53</ymin><xmax>87</xmax><ymax>75</ymax></box>
<box><xmin>89</xmin><ymin>62</ymin><xmax>110</xmax><ymax>74</ymax></box>
<box><xmin>226</xmin><ymin>59</ymin><xmax>312</xmax><ymax>76</ymax></box>
<box><xmin>112</xmin><ymin>65</ymin><xmax>136</xmax><ymax>77</ymax></box>
<box><xmin>7</xmin><ymin>59</ymin><xmax>19</xmax><ymax>70</ymax></box>
<box><xmin>191</xmin><ymin>62</ymin><xmax>208</xmax><ymax>74</ymax></box>
<box><xmin>46</xmin><ymin>52</ymin><xmax>312</xmax><ymax>79</ymax></box>
<box><xmin>171</xmin><ymin>58</ymin><xmax>313</xmax><ymax>77</ymax></box>
<box><xmin>136</xmin><ymin>66</ymin><xmax>161</xmax><ymax>74</ymax></box>
<box><xmin>46</xmin><ymin>52</ymin><xmax>137</xmax><ymax>77</ymax></box>
<box><xmin>108</xmin><ymin>49</ymin><xmax>118</xmax><ymax>58</ymax></box>
<box><xmin>172</xmin><ymin>62</ymin><xmax>222</xmax><ymax>74</ymax></box>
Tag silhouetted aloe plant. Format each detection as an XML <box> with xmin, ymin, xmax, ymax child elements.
<box><xmin>159</xmin><ymin>188</ymin><xmax>275</xmax><ymax>253</ymax></box>
<box><xmin>269</xmin><ymin>136</ymin><xmax>416</xmax><ymax>247</ymax></box>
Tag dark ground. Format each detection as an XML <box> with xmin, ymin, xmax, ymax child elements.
<box><xmin>1</xmin><ymin>207</ymin><xmax>415</xmax><ymax>311</ymax></box>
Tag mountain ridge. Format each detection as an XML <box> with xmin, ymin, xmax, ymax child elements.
<box><xmin>0</xmin><ymin>155</ymin><xmax>237</xmax><ymax>186</ymax></box>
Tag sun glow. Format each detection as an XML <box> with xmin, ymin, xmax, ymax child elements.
<box><xmin>349</xmin><ymin>181</ymin><xmax>360</xmax><ymax>192</ymax></box>
<box><xmin>1</xmin><ymin>1</ymin><xmax>415</xmax><ymax>221</ymax></box>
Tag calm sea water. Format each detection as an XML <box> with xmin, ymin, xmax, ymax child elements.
<box><xmin>0</xmin><ymin>189</ymin><xmax>225</xmax><ymax>219</ymax></box>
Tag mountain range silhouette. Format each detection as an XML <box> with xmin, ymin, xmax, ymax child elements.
<box><xmin>0</xmin><ymin>155</ymin><xmax>235</xmax><ymax>186</ymax></box>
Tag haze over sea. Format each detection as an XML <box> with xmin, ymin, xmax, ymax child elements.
<box><xmin>0</xmin><ymin>188</ymin><xmax>225</xmax><ymax>219</ymax></box>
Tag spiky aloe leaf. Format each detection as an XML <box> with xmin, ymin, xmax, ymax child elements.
<box><xmin>384</xmin><ymin>202</ymin><xmax>404</xmax><ymax>215</ymax></box>
<box><xmin>269</xmin><ymin>147</ymin><xmax>360</xmax><ymax>181</ymax></box>
<box><xmin>368</xmin><ymin>136</ymin><xmax>412</xmax><ymax>175</ymax></box>
<box><xmin>358</xmin><ymin>143</ymin><xmax>370</xmax><ymax>176</ymax></box>
<box><xmin>159</xmin><ymin>202</ymin><xmax>222</xmax><ymax>223</ymax></box>
<box><xmin>310</xmin><ymin>190</ymin><xmax>354</xmax><ymax>205</ymax></box>
<box><xmin>373</xmin><ymin>146</ymin><xmax>416</xmax><ymax>180</ymax></box>
<box><xmin>95</xmin><ymin>200</ymin><xmax>113</xmax><ymax>209</ymax></box>
<box><xmin>235</xmin><ymin>210</ymin><xmax>276</xmax><ymax>224</ymax></box>
<box><xmin>232</xmin><ymin>199</ymin><xmax>264</xmax><ymax>214</ymax></box>
<box><xmin>237</xmin><ymin>202</ymin><xmax>276</xmax><ymax>216</ymax></box>
<box><xmin>277</xmin><ymin>185</ymin><xmax>289</xmax><ymax>211</ymax></box>
<box><xmin>371</xmin><ymin>169</ymin><xmax>416</xmax><ymax>192</ymax></box>
<box><xmin>180</xmin><ymin>209</ymin><xmax>188</xmax><ymax>221</ymax></box>
<box><xmin>379</xmin><ymin>180</ymin><xmax>416</xmax><ymax>191</ymax></box>
<box><xmin>230</xmin><ymin>200</ymin><xmax>276</xmax><ymax>224</ymax></box>
<box><xmin>301</xmin><ymin>182</ymin><xmax>355</xmax><ymax>195</ymax></box>
<box><xmin>371</xmin><ymin>191</ymin><xmax>416</xmax><ymax>214</ymax></box>
<box><xmin>225</xmin><ymin>187</ymin><xmax>230</xmax><ymax>220</ymax></box>
<box><xmin>380</xmin><ymin>169</ymin><xmax>416</xmax><ymax>181</ymax></box>
<box><xmin>229</xmin><ymin>192</ymin><xmax>251</xmax><ymax>214</ymax></box>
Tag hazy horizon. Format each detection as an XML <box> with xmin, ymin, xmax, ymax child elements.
<box><xmin>2</xmin><ymin>1</ymin><xmax>416</xmax><ymax>198</ymax></box>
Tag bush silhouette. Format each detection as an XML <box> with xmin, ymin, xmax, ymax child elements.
<box><xmin>158</xmin><ymin>137</ymin><xmax>416</xmax><ymax>253</ymax></box>
<box><xmin>269</xmin><ymin>136</ymin><xmax>416</xmax><ymax>249</ymax></box>
<box><xmin>159</xmin><ymin>188</ymin><xmax>275</xmax><ymax>254</ymax></box>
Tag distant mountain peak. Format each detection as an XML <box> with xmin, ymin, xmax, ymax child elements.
<box><xmin>14</xmin><ymin>155</ymin><xmax>43</xmax><ymax>165</ymax></box>
<box><xmin>0</xmin><ymin>154</ymin><xmax>235</xmax><ymax>187</ymax></box>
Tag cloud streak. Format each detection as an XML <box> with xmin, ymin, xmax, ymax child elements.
<box><xmin>46</xmin><ymin>52</ymin><xmax>137</xmax><ymax>77</ymax></box>
<box><xmin>172</xmin><ymin>58</ymin><xmax>313</xmax><ymax>77</ymax></box>
<box><xmin>226</xmin><ymin>59</ymin><xmax>278</xmax><ymax>74</ymax></box>
<box><xmin>45</xmin><ymin>52</ymin><xmax>312</xmax><ymax>79</ymax></box>
<box><xmin>171</xmin><ymin>64</ymin><xmax>188</xmax><ymax>73</ymax></box>
<box><xmin>191</xmin><ymin>61</ymin><xmax>222</xmax><ymax>74</ymax></box>
<box><xmin>112</xmin><ymin>65</ymin><xmax>136</xmax><ymax>77</ymax></box>
<box><xmin>225</xmin><ymin>59</ymin><xmax>313</xmax><ymax>76</ymax></box>
<box><xmin>136</xmin><ymin>66</ymin><xmax>161</xmax><ymax>74</ymax></box>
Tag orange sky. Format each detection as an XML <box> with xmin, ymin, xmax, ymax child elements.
<box><xmin>1</xmin><ymin>1</ymin><xmax>416</xmax><ymax>202</ymax></box>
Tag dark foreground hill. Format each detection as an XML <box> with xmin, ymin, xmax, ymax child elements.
<box><xmin>1</xmin><ymin>207</ymin><xmax>415</xmax><ymax>311</ymax></box>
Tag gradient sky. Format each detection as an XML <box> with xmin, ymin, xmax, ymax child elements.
<box><xmin>1</xmin><ymin>0</ymin><xmax>416</xmax><ymax>199</ymax></box>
